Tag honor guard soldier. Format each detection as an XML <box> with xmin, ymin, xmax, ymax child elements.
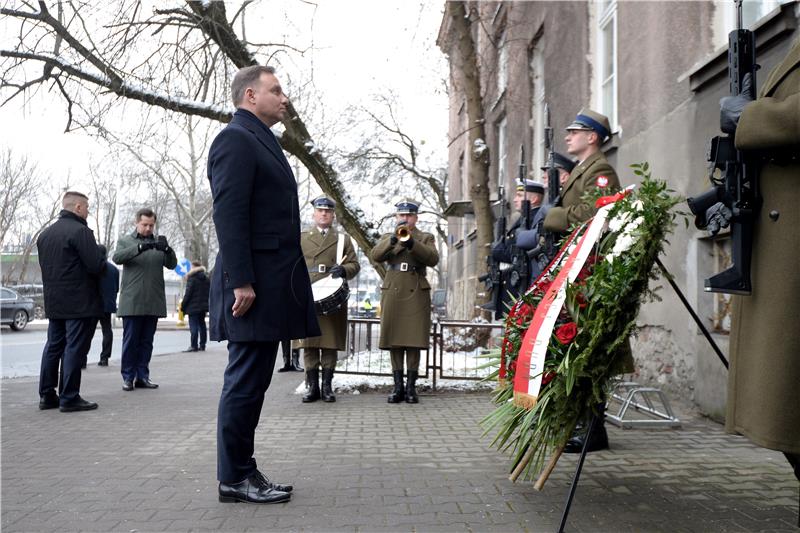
<box><xmin>371</xmin><ymin>199</ymin><xmax>439</xmax><ymax>404</ymax></box>
<box><xmin>297</xmin><ymin>196</ymin><xmax>360</xmax><ymax>403</ymax></box>
<box><xmin>490</xmin><ymin>180</ymin><xmax>545</xmax><ymax>307</ymax></box>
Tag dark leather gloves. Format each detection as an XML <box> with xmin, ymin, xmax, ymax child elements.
<box><xmin>138</xmin><ymin>242</ymin><xmax>156</xmax><ymax>253</ymax></box>
<box><xmin>329</xmin><ymin>265</ymin><xmax>346</xmax><ymax>279</ymax></box>
<box><xmin>401</xmin><ymin>237</ymin><xmax>414</xmax><ymax>250</ymax></box>
<box><xmin>720</xmin><ymin>73</ymin><xmax>754</xmax><ymax>135</ymax></box>
<box><xmin>155</xmin><ymin>235</ymin><xmax>169</xmax><ymax>252</ymax></box>
<box><xmin>705</xmin><ymin>202</ymin><xmax>733</xmax><ymax>235</ymax></box>
<box><xmin>390</xmin><ymin>235</ymin><xmax>399</xmax><ymax>246</ymax></box>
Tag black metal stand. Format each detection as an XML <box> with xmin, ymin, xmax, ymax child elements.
<box><xmin>655</xmin><ymin>257</ymin><xmax>729</xmax><ymax>369</ymax></box>
<box><xmin>557</xmin><ymin>414</ymin><xmax>599</xmax><ymax>533</ymax></box>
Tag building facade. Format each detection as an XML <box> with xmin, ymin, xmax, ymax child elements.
<box><xmin>438</xmin><ymin>0</ymin><xmax>799</xmax><ymax>417</ymax></box>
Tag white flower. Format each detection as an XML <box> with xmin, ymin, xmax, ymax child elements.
<box><xmin>632</xmin><ymin>200</ymin><xmax>644</xmax><ymax>211</ymax></box>
<box><xmin>608</xmin><ymin>211</ymin><xmax>632</xmax><ymax>233</ymax></box>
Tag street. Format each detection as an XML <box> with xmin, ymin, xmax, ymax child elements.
<box><xmin>0</xmin><ymin>322</ymin><xmax>207</xmax><ymax>379</ymax></box>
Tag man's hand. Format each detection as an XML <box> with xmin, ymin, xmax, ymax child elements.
<box><xmin>329</xmin><ymin>264</ymin><xmax>346</xmax><ymax>279</ymax></box>
<box><xmin>138</xmin><ymin>242</ymin><xmax>156</xmax><ymax>253</ymax></box>
<box><xmin>390</xmin><ymin>235</ymin><xmax>399</xmax><ymax>246</ymax></box>
<box><xmin>720</xmin><ymin>73</ymin><xmax>754</xmax><ymax>135</ymax></box>
<box><xmin>400</xmin><ymin>236</ymin><xmax>415</xmax><ymax>250</ymax></box>
<box><xmin>155</xmin><ymin>235</ymin><xmax>169</xmax><ymax>252</ymax></box>
<box><xmin>705</xmin><ymin>202</ymin><xmax>733</xmax><ymax>235</ymax></box>
<box><xmin>232</xmin><ymin>283</ymin><xmax>256</xmax><ymax>318</ymax></box>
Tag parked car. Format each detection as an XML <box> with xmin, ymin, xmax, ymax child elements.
<box><xmin>8</xmin><ymin>283</ymin><xmax>45</xmax><ymax>319</ymax></box>
<box><xmin>0</xmin><ymin>286</ymin><xmax>35</xmax><ymax>331</ymax></box>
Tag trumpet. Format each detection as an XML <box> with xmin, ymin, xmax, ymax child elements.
<box><xmin>395</xmin><ymin>225</ymin><xmax>412</xmax><ymax>242</ymax></box>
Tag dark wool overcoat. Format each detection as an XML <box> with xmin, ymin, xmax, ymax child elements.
<box><xmin>207</xmin><ymin>109</ymin><xmax>319</xmax><ymax>343</ymax></box>
<box><xmin>727</xmin><ymin>39</ymin><xmax>800</xmax><ymax>455</ymax></box>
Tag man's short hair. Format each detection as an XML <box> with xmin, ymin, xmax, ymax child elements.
<box><xmin>136</xmin><ymin>207</ymin><xmax>157</xmax><ymax>222</ymax></box>
<box><xmin>62</xmin><ymin>191</ymin><xmax>88</xmax><ymax>210</ymax></box>
<box><xmin>231</xmin><ymin>65</ymin><xmax>276</xmax><ymax>107</ymax></box>
<box><xmin>191</xmin><ymin>260</ymin><xmax>201</xmax><ymax>267</ymax></box>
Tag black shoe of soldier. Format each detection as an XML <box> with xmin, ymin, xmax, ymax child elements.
<box><xmin>134</xmin><ymin>379</ymin><xmax>159</xmax><ymax>389</ymax></box>
<box><xmin>98</xmin><ymin>357</ymin><xmax>109</xmax><ymax>366</ymax></box>
<box><xmin>59</xmin><ymin>396</ymin><xmax>98</xmax><ymax>412</ymax></box>
<box><xmin>564</xmin><ymin>423</ymin><xmax>609</xmax><ymax>454</ymax></box>
<box><xmin>182</xmin><ymin>347</ymin><xmax>199</xmax><ymax>353</ymax></box>
<box><xmin>218</xmin><ymin>475</ymin><xmax>291</xmax><ymax>504</ymax></box>
<box><xmin>122</xmin><ymin>380</ymin><xmax>134</xmax><ymax>391</ymax></box>
<box><xmin>39</xmin><ymin>392</ymin><xmax>59</xmax><ymax>410</ymax></box>
<box><xmin>253</xmin><ymin>470</ymin><xmax>293</xmax><ymax>493</ymax></box>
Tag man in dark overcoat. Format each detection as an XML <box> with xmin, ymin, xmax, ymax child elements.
<box><xmin>179</xmin><ymin>261</ymin><xmax>210</xmax><ymax>352</ymax></box>
<box><xmin>371</xmin><ymin>199</ymin><xmax>439</xmax><ymax>404</ymax></box>
<box><xmin>37</xmin><ymin>191</ymin><xmax>106</xmax><ymax>412</ymax></box>
<box><xmin>296</xmin><ymin>196</ymin><xmax>360</xmax><ymax>403</ymax></box>
<box><xmin>208</xmin><ymin>64</ymin><xmax>320</xmax><ymax>504</ymax></box>
<box><xmin>717</xmin><ymin>38</ymin><xmax>800</xmax><ymax>480</ymax></box>
<box><xmin>96</xmin><ymin>259</ymin><xmax>119</xmax><ymax>367</ymax></box>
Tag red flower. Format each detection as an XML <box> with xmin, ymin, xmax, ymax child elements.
<box><xmin>575</xmin><ymin>292</ymin><xmax>588</xmax><ymax>309</ymax></box>
<box><xmin>535</xmin><ymin>279</ymin><xmax>553</xmax><ymax>296</ymax></box>
<box><xmin>541</xmin><ymin>371</ymin><xmax>555</xmax><ymax>386</ymax></box>
<box><xmin>515</xmin><ymin>303</ymin><xmax>533</xmax><ymax>325</ymax></box>
<box><xmin>509</xmin><ymin>360</ymin><xmax>517</xmax><ymax>373</ymax></box>
<box><xmin>555</xmin><ymin>322</ymin><xmax>578</xmax><ymax>344</ymax></box>
<box><xmin>577</xmin><ymin>265</ymin><xmax>592</xmax><ymax>282</ymax></box>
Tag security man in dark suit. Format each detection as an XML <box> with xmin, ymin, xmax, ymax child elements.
<box><xmin>371</xmin><ymin>199</ymin><xmax>439</xmax><ymax>404</ymax></box>
<box><xmin>208</xmin><ymin>64</ymin><xmax>320</xmax><ymax>504</ymax></box>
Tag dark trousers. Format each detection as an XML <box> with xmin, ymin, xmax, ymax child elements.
<box><xmin>121</xmin><ymin>316</ymin><xmax>158</xmax><ymax>382</ymax></box>
<box><xmin>217</xmin><ymin>341</ymin><xmax>279</xmax><ymax>483</ymax></box>
<box><xmin>99</xmin><ymin>313</ymin><xmax>113</xmax><ymax>359</ymax></box>
<box><xmin>188</xmin><ymin>313</ymin><xmax>207</xmax><ymax>349</ymax></box>
<box><xmin>39</xmin><ymin>318</ymin><xmax>96</xmax><ymax>404</ymax></box>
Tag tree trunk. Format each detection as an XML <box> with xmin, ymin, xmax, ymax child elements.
<box><xmin>448</xmin><ymin>1</ymin><xmax>494</xmax><ymax>316</ymax></box>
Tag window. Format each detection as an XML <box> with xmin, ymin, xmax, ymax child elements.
<box><xmin>458</xmin><ymin>151</ymin><xmax>466</xmax><ymax>201</ymax></box>
<box><xmin>714</xmin><ymin>1</ymin><xmax>785</xmax><ymax>47</ymax></box>
<box><xmin>596</xmin><ymin>0</ymin><xmax>618</xmax><ymax>130</ymax></box>
<box><xmin>530</xmin><ymin>38</ymin><xmax>546</xmax><ymax>176</ymax></box>
<box><xmin>496</xmin><ymin>116</ymin><xmax>507</xmax><ymax>188</ymax></box>
<box><xmin>497</xmin><ymin>30</ymin><xmax>508</xmax><ymax>97</ymax></box>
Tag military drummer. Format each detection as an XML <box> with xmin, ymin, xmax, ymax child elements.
<box><xmin>371</xmin><ymin>199</ymin><xmax>439</xmax><ymax>404</ymax></box>
<box><xmin>297</xmin><ymin>196</ymin><xmax>360</xmax><ymax>403</ymax></box>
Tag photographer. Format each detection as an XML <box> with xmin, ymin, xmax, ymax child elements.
<box><xmin>112</xmin><ymin>208</ymin><xmax>178</xmax><ymax>392</ymax></box>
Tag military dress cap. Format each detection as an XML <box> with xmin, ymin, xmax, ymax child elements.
<box><xmin>310</xmin><ymin>195</ymin><xmax>336</xmax><ymax>210</ymax></box>
<box><xmin>516</xmin><ymin>180</ymin><xmax>545</xmax><ymax>194</ymax></box>
<box><xmin>566</xmin><ymin>108</ymin><xmax>612</xmax><ymax>142</ymax></box>
<box><xmin>540</xmin><ymin>152</ymin><xmax>577</xmax><ymax>173</ymax></box>
<box><xmin>395</xmin><ymin>198</ymin><xmax>420</xmax><ymax>214</ymax></box>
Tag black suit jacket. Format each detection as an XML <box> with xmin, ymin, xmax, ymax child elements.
<box><xmin>207</xmin><ymin>109</ymin><xmax>320</xmax><ymax>342</ymax></box>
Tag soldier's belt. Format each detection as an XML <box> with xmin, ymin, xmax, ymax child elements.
<box><xmin>387</xmin><ymin>262</ymin><xmax>426</xmax><ymax>275</ymax></box>
<box><xmin>309</xmin><ymin>264</ymin><xmax>331</xmax><ymax>273</ymax></box>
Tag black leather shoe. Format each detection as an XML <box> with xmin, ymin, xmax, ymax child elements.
<box><xmin>39</xmin><ymin>393</ymin><xmax>59</xmax><ymax>410</ymax></box>
<box><xmin>218</xmin><ymin>475</ymin><xmax>291</xmax><ymax>504</ymax></box>
<box><xmin>59</xmin><ymin>396</ymin><xmax>98</xmax><ymax>412</ymax></box>
<box><xmin>122</xmin><ymin>380</ymin><xmax>134</xmax><ymax>391</ymax></box>
<box><xmin>182</xmin><ymin>347</ymin><xmax>199</xmax><ymax>353</ymax></box>
<box><xmin>97</xmin><ymin>357</ymin><xmax>109</xmax><ymax>367</ymax></box>
<box><xmin>135</xmin><ymin>379</ymin><xmax>159</xmax><ymax>389</ymax></box>
<box><xmin>254</xmin><ymin>470</ymin><xmax>293</xmax><ymax>493</ymax></box>
<box><xmin>564</xmin><ymin>421</ymin><xmax>609</xmax><ymax>454</ymax></box>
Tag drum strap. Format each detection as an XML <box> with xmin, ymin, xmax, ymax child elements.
<box><xmin>336</xmin><ymin>234</ymin><xmax>345</xmax><ymax>265</ymax></box>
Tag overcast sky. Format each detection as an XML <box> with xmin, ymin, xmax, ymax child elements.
<box><xmin>0</xmin><ymin>0</ymin><xmax>449</xmax><ymax>190</ymax></box>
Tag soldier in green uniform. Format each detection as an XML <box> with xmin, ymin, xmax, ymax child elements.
<box><xmin>297</xmin><ymin>196</ymin><xmax>360</xmax><ymax>403</ymax></box>
<box><xmin>371</xmin><ymin>199</ymin><xmax>439</xmax><ymax>404</ymax></box>
<box><xmin>544</xmin><ymin>108</ymin><xmax>621</xmax><ymax>233</ymax></box>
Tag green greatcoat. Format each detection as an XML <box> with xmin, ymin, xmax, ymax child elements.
<box><xmin>113</xmin><ymin>232</ymin><xmax>178</xmax><ymax>317</ymax></box>
<box><xmin>295</xmin><ymin>227</ymin><xmax>360</xmax><ymax>351</ymax></box>
<box><xmin>543</xmin><ymin>150</ymin><xmax>621</xmax><ymax>233</ymax></box>
<box><xmin>727</xmin><ymin>39</ymin><xmax>800</xmax><ymax>455</ymax></box>
<box><xmin>371</xmin><ymin>228</ymin><xmax>439</xmax><ymax>349</ymax></box>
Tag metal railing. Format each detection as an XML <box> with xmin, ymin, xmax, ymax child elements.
<box><xmin>338</xmin><ymin>317</ymin><xmax>505</xmax><ymax>390</ymax></box>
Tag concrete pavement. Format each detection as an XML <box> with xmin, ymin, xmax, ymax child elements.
<box><xmin>1</xmin><ymin>345</ymin><xmax>797</xmax><ymax>532</ymax></box>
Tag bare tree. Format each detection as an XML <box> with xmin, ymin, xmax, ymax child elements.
<box><xmin>0</xmin><ymin>148</ymin><xmax>39</xmax><ymax>250</ymax></box>
<box><xmin>441</xmin><ymin>1</ymin><xmax>494</xmax><ymax>314</ymax></box>
<box><xmin>0</xmin><ymin>1</ymin><xmax>380</xmax><ymax>260</ymax></box>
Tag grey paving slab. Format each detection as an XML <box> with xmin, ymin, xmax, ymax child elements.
<box><xmin>2</xmin><ymin>344</ymin><xmax>798</xmax><ymax>532</ymax></box>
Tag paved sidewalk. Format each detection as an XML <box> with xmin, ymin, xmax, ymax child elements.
<box><xmin>1</xmin><ymin>346</ymin><xmax>797</xmax><ymax>532</ymax></box>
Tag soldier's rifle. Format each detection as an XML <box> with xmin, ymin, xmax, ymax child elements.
<box><xmin>507</xmin><ymin>146</ymin><xmax>531</xmax><ymax>293</ymax></box>
<box><xmin>478</xmin><ymin>181</ymin><xmax>507</xmax><ymax>318</ymax></box>
<box><xmin>687</xmin><ymin>0</ymin><xmax>759</xmax><ymax>295</ymax></box>
<box><xmin>529</xmin><ymin>104</ymin><xmax>562</xmax><ymax>268</ymax></box>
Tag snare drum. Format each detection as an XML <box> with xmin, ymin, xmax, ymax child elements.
<box><xmin>311</xmin><ymin>276</ymin><xmax>349</xmax><ymax>315</ymax></box>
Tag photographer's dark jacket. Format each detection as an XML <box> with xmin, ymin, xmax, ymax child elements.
<box><xmin>37</xmin><ymin>210</ymin><xmax>106</xmax><ymax>320</ymax></box>
<box><xmin>113</xmin><ymin>232</ymin><xmax>177</xmax><ymax>317</ymax></box>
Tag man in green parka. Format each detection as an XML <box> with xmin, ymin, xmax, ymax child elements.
<box><xmin>371</xmin><ymin>199</ymin><xmax>439</xmax><ymax>404</ymax></box>
<box><xmin>715</xmin><ymin>38</ymin><xmax>800</xmax><ymax>481</ymax></box>
<box><xmin>296</xmin><ymin>196</ymin><xmax>360</xmax><ymax>403</ymax></box>
<box><xmin>113</xmin><ymin>208</ymin><xmax>178</xmax><ymax>392</ymax></box>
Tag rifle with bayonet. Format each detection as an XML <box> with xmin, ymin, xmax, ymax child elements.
<box><xmin>479</xmin><ymin>182</ymin><xmax>507</xmax><ymax>319</ymax></box>
<box><xmin>507</xmin><ymin>146</ymin><xmax>532</xmax><ymax>293</ymax></box>
<box><xmin>529</xmin><ymin>104</ymin><xmax>562</xmax><ymax>269</ymax></box>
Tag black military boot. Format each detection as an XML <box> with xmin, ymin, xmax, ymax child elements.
<box><xmin>321</xmin><ymin>368</ymin><xmax>336</xmax><ymax>403</ymax></box>
<box><xmin>302</xmin><ymin>369</ymin><xmax>320</xmax><ymax>403</ymax></box>
<box><xmin>387</xmin><ymin>370</ymin><xmax>405</xmax><ymax>403</ymax></box>
<box><xmin>564</xmin><ymin>403</ymin><xmax>609</xmax><ymax>453</ymax></box>
<box><xmin>277</xmin><ymin>345</ymin><xmax>293</xmax><ymax>373</ymax></box>
<box><xmin>405</xmin><ymin>370</ymin><xmax>419</xmax><ymax>404</ymax></box>
<box><xmin>291</xmin><ymin>349</ymin><xmax>304</xmax><ymax>372</ymax></box>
